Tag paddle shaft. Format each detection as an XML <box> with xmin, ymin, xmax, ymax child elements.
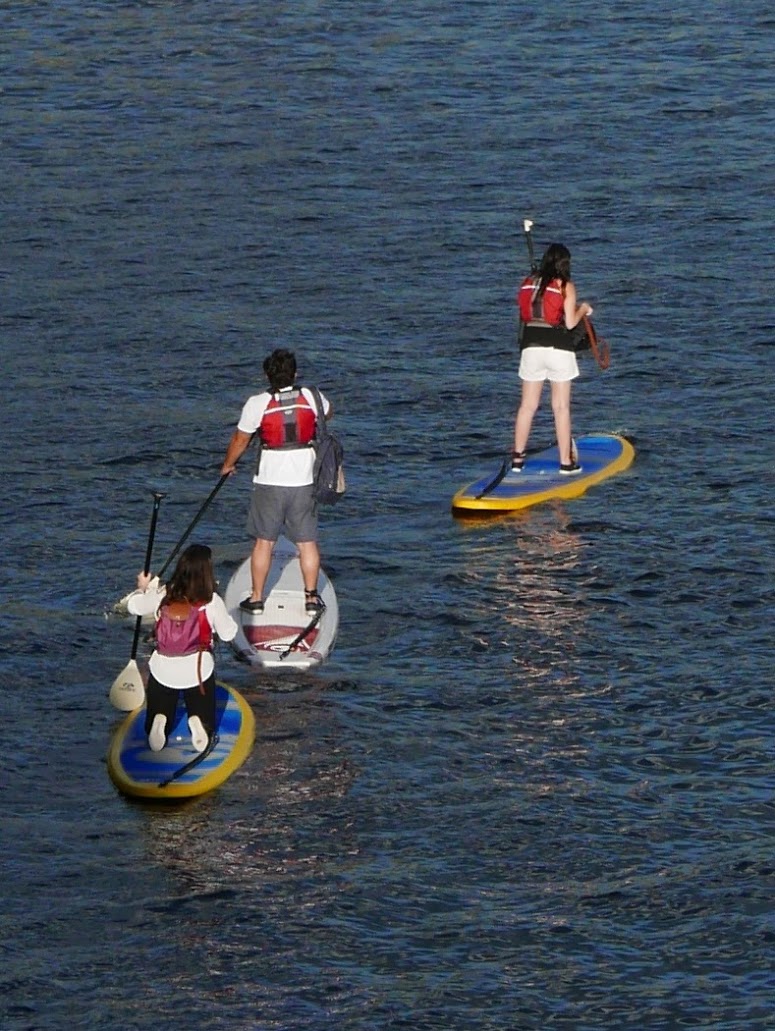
<box><xmin>129</xmin><ymin>491</ymin><xmax>165</xmax><ymax>660</ymax></box>
<box><xmin>523</xmin><ymin>219</ymin><xmax>537</xmax><ymax>274</ymax></box>
<box><xmin>157</xmin><ymin>473</ymin><xmax>229</xmax><ymax>580</ymax></box>
<box><xmin>581</xmin><ymin>314</ymin><xmax>610</xmax><ymax>371</ymax></box>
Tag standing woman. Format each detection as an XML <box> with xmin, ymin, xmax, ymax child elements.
<box><xmin>126</xmin><ymin>544</ymin><xmax>238</xmax><ymax>753</ymax></box>
<box><xmin>512</xmin><ymin>243</ymin><xmax>594</xmax><ymax>474</ymax></box>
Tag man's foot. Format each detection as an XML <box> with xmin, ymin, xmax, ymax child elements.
<box><xmin>188</xmin><ymin>716</ymin><xmax>209</xmax><ymax>753</ymax></box>
<box><xmin>559</xmin><ymin>461</ymin><xmax>582</xmax><ymax>475</ymax></box>
<box><xmin>148</xmin><ymin>713</ymin><xmax>167</xmax><ymax>752</ymax></box>
<box><xmin>305</xmin><ymin>589</ymin><xmax>325</xmax><ymax>614</ymax></box>
<box><xmin>240</xmin><ymin>597</ymin><xmax>264</xmax><ymax>613</ymax></box>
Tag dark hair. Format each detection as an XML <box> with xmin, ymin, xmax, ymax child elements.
<box><xmin>163</xmin><ymin>544</ymin><xmax>215</xmax><ymax>606</ymax></box>
<box><xmin>263</xmin><ymin>348</ymin><xmax>297</xmax><ymax>393</ymax></box>
<box><xmin>537</xmin><ymin>243</ymin><xmax>571</xmax><ymax>297</ymax></box>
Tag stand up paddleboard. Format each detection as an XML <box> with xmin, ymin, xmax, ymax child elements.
<box><xmin>223</xmin><ymin>537</ymin><xmax>339</xmax><ymax>670</ymax></box>
<box><xmin>452</xmin><ymin>433</ymin><xmax>634</xmax><ymax>515</ymax></box>
<box><xmin>107</xmin><ymin>682</ymin><xmax>255</xmax><ymax>801</ymax></box>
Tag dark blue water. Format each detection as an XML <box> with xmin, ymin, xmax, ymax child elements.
<box><xmin>3</xmin><ymin>2</ymin><xmax>774</xmax><ymax>1029</ymax></box>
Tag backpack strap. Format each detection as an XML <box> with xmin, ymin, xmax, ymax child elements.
<box><xmin>195</xmin><ymin>605</ymin><xmax>212</xmax><ymax>696</ymax></box>
<box><xmin>305</xmin><ymin>385</ymin><xmax>328</xmax><ymax>440</ymax></box>
<box><xmin>196</xmin><ymin>605</ymin><xmax>213</xmax><ymax>651</ymax></box>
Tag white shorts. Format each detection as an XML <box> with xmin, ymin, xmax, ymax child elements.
<box><xmin>519</xmin><ymin>347</ymin><xmax>579</xmax><ymax>383</ymax></box>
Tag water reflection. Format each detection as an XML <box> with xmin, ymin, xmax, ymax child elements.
<box><xmin>135</xmin><ymin>679</ymin><xmax>358</xmax><ymax>893</ymax></box>
<box><xmin>456</xmin><ymin>503</ymin><xmax>592</xmax><ymax>679</ymax></box>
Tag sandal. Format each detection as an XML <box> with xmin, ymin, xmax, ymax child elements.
<box><xmin>240</xmin><ymin>597</ymin><xmax>264</xmax><ymax>613</ymax></box>
<box><xmin>304</xmin><ymin>589</ymin><xmax>325</xmax><ymax>614</ymax></box>
<box><xmin>511</xmin><ymin>450</ymin><xmax>526</xmax><ymax>472</ymax></box>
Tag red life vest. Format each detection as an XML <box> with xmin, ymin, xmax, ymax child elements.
<box><xmin>259</xmin><ymin>388</ymin><xmax>317</xmax><ymax>449</ymax></box>
<box><xmin>517</xmin><ymin>275</ymin><xmax>565</xmax><ymax>327</ymax></box>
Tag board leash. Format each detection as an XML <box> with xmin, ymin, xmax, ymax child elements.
<box><xmin>474</xmin><ymin>457</ymin><xmax>510</xmax><ymax>500</ymax></box>
<box><xmin>158</xmin><ymin>733</ymin><xmax>219</xmax><ymax>788</ymax></box>
<box><xmin>279</xmin><ymin>608</ymin><xmax>323</xmax><ymax>660</ymax></box>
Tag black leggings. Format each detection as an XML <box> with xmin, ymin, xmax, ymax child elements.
<box><xmin>143</xmin><ymin>671</ymin><xmax>217</xmax><ymax>741</ymax></box>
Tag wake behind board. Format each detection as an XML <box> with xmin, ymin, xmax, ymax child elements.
<box><xmin>223</xmin><ymin>537</ymin><xmax>339</xmax><ymax>670</ymax></box>
<box><xmin>452</xmin><ymin>433</ymin><xmax>634</xmax><ymax>515</ymax></box>
<box><xmin>107</xmin><ymin>682</ymin><xmax>255</xmax><ymax>801</ymax></box>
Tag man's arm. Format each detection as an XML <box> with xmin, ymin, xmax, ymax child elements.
<box><xmin>221</xmin><ymin>429</ymin><xmax>254</xmax><ymax>475</ymax></box>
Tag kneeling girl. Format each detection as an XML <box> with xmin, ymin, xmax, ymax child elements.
<box><xmin>126</xmin><ymin>544</ymin><xmax>238</xmax><ymax>753</ymax></box>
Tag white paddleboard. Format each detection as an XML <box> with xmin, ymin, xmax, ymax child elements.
<box><xmin>223</xmin><ymin>537</ymin><xmax>338</xmax><ymax>670</ymax></box>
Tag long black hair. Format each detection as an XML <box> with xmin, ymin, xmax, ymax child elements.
<box><xmin>163</xmin><ymin>544</ymin><xmax>216</xmax><ymax>606</ymax></box>
<box><xmin>537</xmin><ymin>243</ymin><xmax>571</xmax><ymax>297</ymax></box>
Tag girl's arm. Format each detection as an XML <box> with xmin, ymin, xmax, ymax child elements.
<box><xmin>563</xmin><ymin>280</ymin><xmax>593</xmax><ymax>329</ymax></box>
<box><xmin>126</xmin><ymin>577</ymin><xmax>165</xmax><ymax>617</ymax></box>
<box><xmin>208</xmin><ymin>594</ymin><xmax>239</xmax><ymax>643</ymax></box>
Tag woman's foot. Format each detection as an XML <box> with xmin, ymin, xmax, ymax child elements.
<box><xmin>148</xmin><ymin>713</ymin><xmax>167</xmax><ymax>752</ymax></box>
<box><xmin>559</xmin><ymin>461</ymin><xmax>582</xmax><ymax>475</ymax></box>
<box><xmin>511</xmin><ymin>450</ymin><xmax>526</xmax><ymax>472</ymax></box>
<box><xmin>240</xmin><ymin>597</ymin><xmax>264</xmax><ymax>613</ymax></box>
<box><xmin>188</xmin><ymin>716</ymin><xmax>209</xmax><ymax>753</ymax></box>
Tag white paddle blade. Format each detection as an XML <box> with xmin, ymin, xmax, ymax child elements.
<box><xmin>109</xmin><ymin>659</ymin><xmax>146</xmax><ymax>711</ymax></box>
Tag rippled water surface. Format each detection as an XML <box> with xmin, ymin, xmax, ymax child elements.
<box><xmin>3</xmin><ymin>1</ymin><xmax>774</xmax><ymax>1029</ymax></box>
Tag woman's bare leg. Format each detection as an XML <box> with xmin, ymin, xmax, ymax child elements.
<box><xmin>550</xmin><ymin>380</ymin><xmax>573</xmax><ymax>464</ymax></box>
<box><xmin>513</xmin><ymin>380</ymin><xmax>544</xmax><ymax>455</ymax></box>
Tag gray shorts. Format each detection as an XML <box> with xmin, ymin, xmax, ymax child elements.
<box><xmin>246</xmin><ymin>484</ymin><xmax>318</xmax><ymax>543</ymax></box>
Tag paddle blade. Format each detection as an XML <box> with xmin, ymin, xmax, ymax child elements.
<box><xmin>109</xmin><ymin>659</ymin><xmax>146</xmax><ymax>711</ymax></box>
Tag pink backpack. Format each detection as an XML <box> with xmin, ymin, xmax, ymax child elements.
<box><xmin>155</xmin><ymin>603</ymin><xmax>212</xmax><ymax>658</ymax></box>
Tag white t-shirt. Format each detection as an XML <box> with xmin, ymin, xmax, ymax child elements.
<box><xmin>238</xmin><ymin>386</ymin><xmax>330</xmax><ymax>486</ymax></box>
<box><xmin>127</xmin><ymin>587</ymin><xmax>238</xmax><ymax>689</ymax></box>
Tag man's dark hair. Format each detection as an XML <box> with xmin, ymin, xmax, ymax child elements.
<box><xmin>263</xmin><ymin>349</ymin><xmax>297</xmax><ymax>392</ymax></box>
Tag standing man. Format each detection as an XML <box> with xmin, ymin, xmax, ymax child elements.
<box><xmin>221</xmin><ymin>349</ymin><xmax>332</xmax><ymax>615</ymax></box>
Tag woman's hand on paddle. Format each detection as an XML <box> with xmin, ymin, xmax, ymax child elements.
<box><xmin>136</xmin><ymin>571</ymin><xmax>153</xmax><ymax>591</ymax></box>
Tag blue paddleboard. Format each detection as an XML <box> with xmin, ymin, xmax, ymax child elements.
<box><xmin>451</xmin><ymin>433</ymin><xmax>634</xmax><ymax>514</ymax></box>
<box><xmin>107</xmin><ymin>681</ymin><xmax>255</xmax><ymax>800</ymax></box>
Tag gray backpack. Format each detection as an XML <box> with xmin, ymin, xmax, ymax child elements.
<box><xmin>308</xmin><ymin>386</ymin><xmax>345</xmax><ymax>505</ymax></box>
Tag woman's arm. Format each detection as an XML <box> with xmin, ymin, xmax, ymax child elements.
<box><xmin>563</xmin><ymin>280</ymin><xmax>593</xmax><ymax>329</ymax></box>
<box><xmin>208</xmin><ymin>594</ymin><xmax>239</xmax><ymax>643</ymax></box>
<box><xmin>126</xmin><ymin>578</ymin><xmax>165</xmax><ymax>617</ymax></box>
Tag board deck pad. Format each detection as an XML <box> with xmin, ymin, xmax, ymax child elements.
<box><xmin>107</xmin><ymin>682</ymin><xmax>255</xmax><ymax>800</ymax></box>
<box><xmin>452</xmin><ymin>433</ymin><xmax>634</xmax><ymax>514</ymax></box>
<box><xmin>223</xmin><ymin>538</ymin><xmax>338</xmax><ymax>669</ymax></box>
